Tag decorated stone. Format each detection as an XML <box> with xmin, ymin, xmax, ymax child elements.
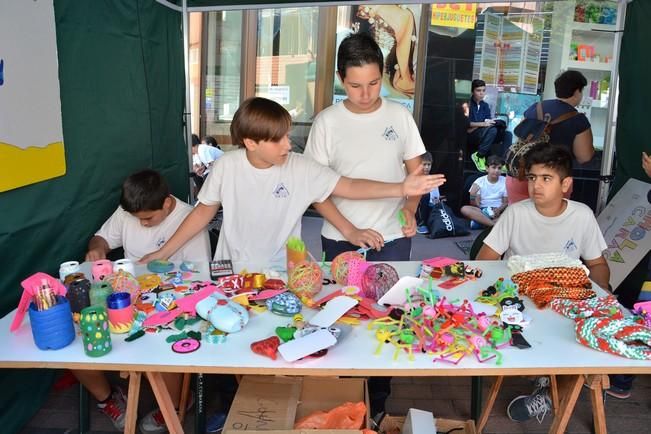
<box><xmin>266</xmin><ymin>292</ymin><xmax>302</xmax><ymax>316</ymax></box>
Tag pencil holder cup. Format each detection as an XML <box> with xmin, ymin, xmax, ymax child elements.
<box><xmin>80</xmin><ymin>306</ymin><xmax>112</xmax><ymax>357</ymax></box>
<box><xmin>106</xmin><ymin>292</ymin><xmax>134</xmax><ymax>334</ymax></box>
<box><xmin>113</xmin><ymin>259</ymin><xmax>135</xmax><ymax>276</ymax></box>
<box><xmin>92</xmin><ymin>260</ymin><xmax>113</xmax><ymax>282</ymax></box>
<box><xmin>89</xmin><ymin>282</ymin><xmax>113</xmax><ymax>308</ymax></box>
<box><xmin>286</xmin><ymin>246</ymin><xmax>307</xmax><ymax>276</ymax></box>
<box><xmin>28</xmin><ymin>296</ymin><xmax>75</xmax><ymax>350</ymax></box>
<box><xmin>67</xmin><ymin>278</ymin><xmax>91</xmax><ymax>317</ymax></box>
<box><xmin>59</xmin><ymin>261</ymin><xmax>80</xmax><ymax>281</ymax></box>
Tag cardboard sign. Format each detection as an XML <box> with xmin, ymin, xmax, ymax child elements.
<box><xmin>597</xmin><ymin>178</ymin><xmax>651</xmax><ymax>289</ymax></box>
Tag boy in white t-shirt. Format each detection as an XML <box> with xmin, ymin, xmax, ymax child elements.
<box><xmin>140</xmin><ymin>96</ymin><xmax>444</xmax><ymax>270</ymax></box>
<box><xmin>460</xmin><ymin>155</ymin><xmax>507</xmax><ymax>229</ymax></box>
<box><xmin>477</xmin><ymin>143</ymin><xmax>610</xmax><ymax>424</ymax></box>
<box><xmin>80</xmin><ymin>170</ymin><xmax>211</xmax><ymax>433</ymax></box>
<box><xmin>304</xmin><ymin>32</ymin><xmax>429</xmax><ymax>261</ymax></box>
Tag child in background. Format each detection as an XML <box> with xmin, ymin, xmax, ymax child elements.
<box><xmin>82</xmin><ymin>170</ymin><xmax>211</xmax><ymax>433</ymax></box>
<box><xmin>468</xmin><ymin>79</ymin><xmax>512</xmax><ymax>171</ymax></box>
<box><xmin>416</xmin><ymin>151</ymin><xmax>441</xmax><ymax>235</ymax></box>
<box><xmin>460</xmin><ymin>155</ymin><xmax>507</xmax><ymax>229</ymax></box>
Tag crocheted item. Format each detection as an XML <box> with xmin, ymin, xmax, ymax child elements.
<box><xmin>550</xmin><ymin>295</ymin><xmax>623</xmax><ymax>320</ymax></box>
<box><xmin>507</xmin><ymin>253</ymin><xmax>585</xmax><ymax>274</ymax></box>
<box><xmin>576</xmin><ymin>317</ymin><xmax>651</xmax><ymax>360</ymax></box>
<box><xmin>511</xmin><ymin>267</ymin><xmax>594</xmax><ymax>308</ymax></box>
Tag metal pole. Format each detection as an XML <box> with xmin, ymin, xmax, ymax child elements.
<box><xmin>596</xmin><ymin>0</ymin><xmax>627</xmax><ymax>214</ymax></box>
<box><xmin>182</xmin><ymin>0</ymin><xmax>195</xmax><ymax>204</ymax></box>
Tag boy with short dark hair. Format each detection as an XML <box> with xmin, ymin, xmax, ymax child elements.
<box><xmin>477</xmin><ymin>144</ymin><xmax>610</xmax><ymax>423</ymax></box>
<box><xmin>461</xmin><ymin>155</ymin><xmax>507</xmax><ymax>228</ymax></box>
<box><xmin>416</xmin><ymin>152</ymin><xmax>441</xmax><ymax>234</ymax></box>
<box><xmin>80</xmin><ymin>169</ymin><xmax>210</xmax><ymax>433</ymax></box>
<box><xmin>305</xmin><ymin>32</ymin><xmax>429</xmax><ymax>260</ymax></box>
<box><xmin>468</xmin><ymin>79</ymin><xmax>511</xmax><ymax>171</ymax></box>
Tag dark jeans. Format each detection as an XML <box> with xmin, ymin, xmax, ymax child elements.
<box><xmin>610</xmin><ymin>374</ymin><xmax>635</xmax><ymax>391</ymax></box>
<box><xmin>468</xmin><ymin>127</ymin><xmax>513</xmax><ymax>158</ymax></box>
<box><xmin>321</xmin><ymin>236</ymin><xmax>412</xmax><ymax>261</ymax></box>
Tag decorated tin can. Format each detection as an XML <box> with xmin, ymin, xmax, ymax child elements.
<box><xmin>80</xmin><ymin>305</ymin><xmax>112</xmax><ymax>357</ymax></box>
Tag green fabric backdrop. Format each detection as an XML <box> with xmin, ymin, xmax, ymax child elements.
<box><xmin>0</xmin><ymin>1</ymin><xmax>187</xmax><ymax>432</ymax></box>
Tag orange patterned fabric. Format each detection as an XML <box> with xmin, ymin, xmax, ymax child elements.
<box><xmin>512</xmin><ymin>267</ymin><xmax>595</xmax><ymax>308</ymax></box>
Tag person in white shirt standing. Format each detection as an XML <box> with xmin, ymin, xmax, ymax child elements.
<box><xmin>304</xmin><ymin>32</ymin><xmax>431</xmax><ymax>262</ymax></box>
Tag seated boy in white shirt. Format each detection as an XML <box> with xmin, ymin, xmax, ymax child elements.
<box><xmin>80</xmin><ymin>170</ymin><xmax>211</xmax><ymax>433</ymax></box>
<box><xmin>461</xmin><ymin>155</ymin><xmax>508</xmax><ymax>229</ymax></box>
<box><xmin>476</xmin><ymin>143</ymin><xmax>610</xmax><ymax>423</ymax></box>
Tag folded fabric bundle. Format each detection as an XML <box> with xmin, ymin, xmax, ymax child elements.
<box><xmin>511</xmin><ymin>266</ymin><xmax>594</xmax><ymax>308</ymax></box>
<box><xmin>576</xmin><ymin>317</ymin><xmax>651</xmax><ymax>360</ymax></box>
<box><xmin>550</xmin><ymin>295</ymin><xmax>623</xmax><ymax>320</ymax></box>
<box><xmin>507</xmin><ymin>252</ymin><xmax>585</xmax><ymax>274</ymax></box>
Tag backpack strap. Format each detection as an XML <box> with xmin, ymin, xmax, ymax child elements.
<box><xmin>550</xmin><ymin>110</ymin><xmax>580</xmax><ymax>125</ymax></box>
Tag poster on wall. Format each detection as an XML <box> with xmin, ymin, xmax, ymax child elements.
<box><xmin>333</xmin><ymin>4</ymin><xmax>421</xmax><ymax>112</ymax></box>
<box><xmin>597</xmin><ymin>178</ymin><xmax>651</xmax><ymax>290</ymax></box>
<box><xmin>0</xmin><ymin>0</ymin><xmax>65</xmax><ymax>192</ymax></box>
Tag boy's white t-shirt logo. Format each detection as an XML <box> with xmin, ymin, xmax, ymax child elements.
<box><xmin>564</xmin><ymin>238</ymin><xmax>577</xmax><ymax>253</ymax></box>
<box><xmin>383</xmin><ymin>126</ymin><xmax>399</xmax><ymax>141</ymax></box>
<box><xmin>272</xmin><ymin>183</ymin><xmax>290</xmax><ymax>198</ymax></box>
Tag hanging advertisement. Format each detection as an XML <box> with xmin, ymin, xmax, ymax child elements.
<box><xmin>333</xmin><ymin>4</ymin><xmax>422</xmax><ymax>112</ymax></box>
<box><xmin>431</xmin><ymin>3</ymin><xmax>478</xmax><ymax>30</ymax></box>
<box><xmin>0</xmin><ymin>0</ymin><xmax>66</xmax><ymax>192</ymax></box>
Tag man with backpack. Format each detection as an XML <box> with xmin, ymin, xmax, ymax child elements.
<box><xmin>506</xmin><ymin>70</ymin><xmax>596</xmax><ymax>203</ymax></box>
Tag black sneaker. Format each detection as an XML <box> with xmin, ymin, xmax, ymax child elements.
<box><xmin>507</xmin><ymin>377</ymin><xmax>552</xmax><ymax>423</ymax></box>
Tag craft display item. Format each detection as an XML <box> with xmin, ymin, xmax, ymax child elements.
<box><xmin>330</xmin><ymin>251</ymin><xmax>364</xmax><ymax>285</ymax></box>
<box><xmin>91</xmin><ymin>260</ymin><xmax>113</xmax><ymax>282</ymax></box>
<box><xmin>28</xmin><ymin>295</ymin><xmax>76</xmax><ymax>350</ymax></box>
<box><xmin>266</xmin><ymin>292</ymin><xmax>302</xmax><ymax>316</ymax></box>
<box><xmin>288</xmin><ymin>261</ymin><xmax>323</xmax><ymax>299</ymax></box>
<box><xmin>106</xmin><ymin>292</ymin><xmax>134</xmax><ymax>334</ymax></box>
<box><xmin>147</xmin><ymin>259</ymin><xmax>175</xmax><ymax>274</ymax></box>
<box><xmin>66</xmin><ymin>278</ymin><xmax>91</xmax><ymax>319</ymax></box>
<box><xmin>276</xmin><ymin>326</ymin><xmax>297</xmax><ymax>342</ymax></box>
<box><xmin>63</xmin><ymin>272</ymin><xmax>86</xmax><ymax>287</ymax></box>
<box><xmin>633</xmin><ymin>301</ymin><xmax>651</xmax><ymax>328</ymax></box>
<box><xmin>11</xmin><ymin>273</ymin><xmax>68</xmax><ymax>332</ymax></box>
<box><xmin>58</xmin><ymin>261</ymin><xmax>80</xmax><ymax>281</ymax></box>
<box><xmin>511</xmin><ymin>267</ymin><xmax>595</xmax><ymax>308</ymax></box>
<box><xmin>286</xmin><ymin>236</ymin><xmax>308</xmax><ymax>275</ymax></box>
<box><xmin>204</xmin><ymin>326</ymin><xmax>227</xmax><ymax>344</ymax></box>
<box><xmin>196</xmin><ymin>292</ymin><xmax>249</xmax><ymax>333</ymax></box>
<box><xmin>251</xmin><ymin>336</ymin><xmax>281</xmax><ymax>360</ymax></box>
<box><xmin>32</xmin><ymin>280</ymin><xmax>58</xmax><ymax>312</ymax></box>
<box><xmin>345</xmin><ymin>258</ymin><xmax>371</xmax><ymax>288</ymax></box>
<box><xmin>209</xmin><ymin>259</ymin><xmax>234</xmax><ymax>280</ymax></box>
<box><xmin>550</xmin><ymin>295</ymin><xmax>623</xmax><ymax>320</ymax></box>
<box><xmin>136</xmin><ymin>274</ymin><xmax>162</xmax><ymax>292</ymax></box>
<box><xmin>155</xmin><ymin>294</ymin><xmax>177</xmax><ymax>312</ymax></box>
<box><xmin>243</xmin><ymin>273</ymin><xmax>266</xmax><ymax>290</ymax></box>
<box><xmin>180</xmin><ymin>261</ymin><xmax>198</xmax><ymax>272</ymax></box>
<box><xmin>576</xmin><ymin>317</ymin><xmax>651</xmax><ymax>360</ymax></box>
<box><xmin>80</xmin><ymin>306</ymin><xmax>112</xmax><ymax>357</ymax></box>
<box><xmin>361</xmin><ymin>263</ymin><xmax>399</xmax><ymax>301</ymax></box>
<box><xmin>105</xmin><ymin>270</ymin><xmax>140</xmax><ymax>302</ymax></box>
<box><xmin>89</xmin><ymin>282</ymin><xmax>113</xmax><ymax>308</ymax></box>
<box><xmin>172</xmin><ymin>338</ymin><xmax>201</xmax><ymax>354</ymax></box>
<box><xmin>113</xmin><ymin>258</ymin><xmax>135</xmax><ymax>275</ymax></box>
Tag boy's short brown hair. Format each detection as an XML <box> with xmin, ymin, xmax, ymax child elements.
<box><xmin>120</xmin><ymin>169</ymin><xmax>169</xmax><ymax>213</ymax></box>
<box><xmin>230</xmin><ymin>97</ymin><xmax>292</xmax><ymax>147</ymax></box>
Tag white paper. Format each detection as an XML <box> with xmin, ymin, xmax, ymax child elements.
<box><xmin>377</xmin><ymin>276</ymin><xmax>425</xmax><ymax>305</ymax></box>
<box><xmin>309</xmin><ymin>296</ymin><xmax>358</xmax><ymax>328</ymax></box>
<box><xmin>278</xmin><ymin>329</ymin><xmax>337</xmax><ymax>362</ymax></box>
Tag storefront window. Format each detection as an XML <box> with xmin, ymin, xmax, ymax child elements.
<box><xmin>203</xmin><ymin>11</ymin><xmax>243</xmax><ymax>141</ymax></box>
<box><xmin>421</xmin><ymin>1</ymin><xmax>619</xmax><ymax>211</ymax></box>
<box><xmin>256</xmin><ymin>7</ymin><xmax>319</xmax><ymax>152</ymax></box>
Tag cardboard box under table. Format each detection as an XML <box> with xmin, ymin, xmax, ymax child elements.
<box><xmin>224</xmin><ymin>375</ymin><xmax>370</xmax><ymax>433</ymax></box>
<box><xmin>380</xmin><ymin>415</ymin><xmax>477</xmax><ymax>434</ymax></box>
